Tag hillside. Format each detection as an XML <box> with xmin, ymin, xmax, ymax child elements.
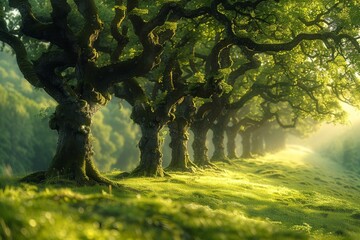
<box><xmin>1</xmin><ymin>147</ymin><xmax>360</xmax><ymax>240</ymax></box>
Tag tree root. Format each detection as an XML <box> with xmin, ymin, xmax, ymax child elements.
<box><xmin>20</xmin><ymin>170</ymin><xmax>122</xmax><ymax>188</ymax></box>
<box><xmin>116</xmin><ymin>171</ymin><xmax>131</xmax><ymax>179</ymax></box>
<box><xmin>195</xmin><ymin>161</ymin><xmax>221</xmax><ymax>170</ymax></box>
<box><xmin>116</xmin><ymin>165</ymin><xmax>171</xmax><ymax>178</ymax></box>
<box><xmin>241</xmin><ymin>154</ymin><xmax>254</xmax><ymax>159</ymax></box>
<box><xmin>166</xmin><ymin>166</ymin><xmax>197</xmax><ymax>173</ymax></box>
<box><xmin>20</xmin><ymin>171</ymin><xmax>47</xmax><ymax>183</ymax></box>
<box><xmin>166</xmin><ymin>159</ymin><xmax>200</xmax><ymax>173</ymax></box>
<box><xmin>85</xmin><ymin>158</ymin><xmax>123</xmax><ymax>188</ymax></box>
<box><xmin>211</xmin><ymin>157</ymin><xmax>232</xmax><ymax>165</ymax></box>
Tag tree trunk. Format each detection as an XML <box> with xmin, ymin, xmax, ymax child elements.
<box><xmin>23</xmin><ymin>101</ymin><xmax>116</xmax><ymax>186</ymax></box>
<box><xmin>192</xmin><ymin>122</ymin><xmax>213</xmax><ymax>168</ymax></box>
<box><xmin>211</xmin><ymin>119</ymin><xmax>228</xmax><ymax>162</ymax></box>
<box><xmin>240</xmin><ymin>130</ymin><xmax>252</xmax><ymax>158</ymax></box>
<box><xmin>226</xmin><ymin>126</ymin><xmax>238</xmax><ymax>159</ymax></box>
<box><xmin>167</xmin><ymin>118</ymin><xmax>196</xmax><ymax>172</ymax></box>
<box><xmin>131</xmin><ymin>121</ymin><xmax>165</xmax><ymax>177</ymax></box>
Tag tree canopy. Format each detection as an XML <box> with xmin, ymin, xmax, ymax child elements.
<box><xmin>0</xmin><ymin>0</ymin><xmax>360</xmax><ymax>183</ymax></box>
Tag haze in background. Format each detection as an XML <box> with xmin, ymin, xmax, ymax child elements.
<box><xmin>288</xmin><ymin>105</ymin><xmax>360</xmax><ymax>150</ymax></box>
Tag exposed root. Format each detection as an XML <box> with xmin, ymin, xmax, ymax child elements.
<box><xmin>227</xmin><ymin>154</ymin><xmax>238</xmax><ymax>159</ymax></box>
<box><xmin>118</xmin><ymin>165</ymin><xmax>167</xmax><ymax>178</ymax></box>
<box><xmin>211</xmin><ymin>157</ymin><xmax>232</xmax><ymax>165</ymax></box>
<box><xmin>163</xmin><ymin>171</ymin><xmax>172</xmax><ymax>177</ymax></box>
<box><xmin>116</xmin><ymin>172</ymin><xmax>131</xmax><ymax>179</ymax></box>
<box><xmin>241</xmin><ymin>154</ymin><xmax>254</xmax><ymax>159</ymax></box>
<box><xmin>87</xmin><ymin>174</ymin><xmax>122</xmax><ymax>188</ymax></box>
<box><xmin>166</xmin><ymin>159</ymin><xmax>199</xmax><ymax>173</ymax></box>
<box><xmin>166</xmin><ymin>166</ymin><xmax>196</xmax><ymax>173</ymax></box>
<box><xmin>196</xmin><ymin>161</ymin><xmax>222</xmax><ymax>171</ymax></box>
<box><xmin>86</xmin><ymin>161</ymin><xmax>123</xmax><ymax>188</ymax></box>
<box><xmin>129</xmin><ymin>170</ymin><xmax>164</xmax><ymax>177</ymax></box>
<box><xmin>20</xmin><ymin>170</ymin><xmax>121</xmax><ymax>188</ymax></box>
<box><xmin>20</xmin><ymin>171</ymin><xmax>47</xmax><ymax>183</ymax></box>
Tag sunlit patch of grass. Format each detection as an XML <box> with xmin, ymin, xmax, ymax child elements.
<box><xmin>0</xmin><ymin>183</ymin><xmax>306</xmax><ymax>239</ymax></box>
<box><xmin>1</xmin><ymin>147</ymin><xmax>360</xmax><ymax>239</ymax></box>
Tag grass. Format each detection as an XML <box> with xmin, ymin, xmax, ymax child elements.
<box><xmin>1</xmin><ymin>145</ymin><xmax>360</xmax><ymax>240</ymax></box>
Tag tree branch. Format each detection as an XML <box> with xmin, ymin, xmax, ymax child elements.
<box><xmin>74</xmin><ymin>0</ymin><xmax>103</xmax><ymax>62</ymax></box>
<box><xmin>210</xmin><ymin>1</ymin><xmax>360</xmax><ymax>54</ymax></box>
<box><xmin>9</xmin><ymin>0</ymin><xmax>76</xmax><ymax>51</ymax></box>
<box><xmin>110</xmin><ymin>0</ymin><xmax>128</xmax><ymax>62</ymax></box>
<box><xmin>0</xmin><ymin>17</ymin><xmax>41</xmax><ymax>87</ymax></box>
<box><xmin>34</xmin><ymin>51</ymin><xmax>76</xmax><ymax>103</ymax></box>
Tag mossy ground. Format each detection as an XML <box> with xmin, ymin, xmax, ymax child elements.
<box><xmin>1</xmin><ymin>145</ymin><xmax>359</xmax><ymax>240</ymax></box>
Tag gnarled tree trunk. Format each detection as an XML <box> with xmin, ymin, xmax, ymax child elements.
<box><xmin>23</xmin><ymin>101</ymin><xmax>116</xmax><ymax>186</ymax></box>
<box><xmin>211</xmin><ymin>116</ymin><xmax>229</xmax><ymax>162</ymax></box>
<box><xmin>131</xmin><ymin>121</ymin><xmax>165</xmax><ymax>177</ymax></box>
<box><xmin>167</xmin><ymin>118</ymin><xmax>196</xmax><ymax>172</ymax></box>
<box><xmin>226</xmin><ymin>125</ymin><xmax>238</xmax><ymax>159</ymax></box>
<box><xmin>191</xmin><ymin>121</ymin><xmax>213</xmax><ymax>168</ymax></box>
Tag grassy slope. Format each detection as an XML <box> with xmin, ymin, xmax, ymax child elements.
<box><xmin>0</xmin><ymin>146</ymin><xmax>360</xmax><ymax>240</ymax></box>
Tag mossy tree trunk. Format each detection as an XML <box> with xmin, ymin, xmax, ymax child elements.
<box><xmin>127</xmin><ymin>99</ymin><xmax>167</xmax><ymax>177</ymax></box>
<box><xmin>226</xmin><ymin>125</ymin><xmax>238</xmax><ymax>159</ymax></box>
<box><xmin>191</xmin><ymin>121</ymin><xmax>213</xmax><ymax>167</ymax></box>
<box><xmin>211</xmin><ymin>114</ymin><xmax>229</xmax><ymax>162</ymax></box>
<box><xmin>167</xmin><ymin>97</ymin><xmax>197</xmax><ymax>172</ymax></box>
<box><xmin>47</xmin><ymin>101</ymin><xmax>93</xmax><ymax>182</ymax></box>
<box><xmin>131</xmin><ymin>121</ymin><xmax>165</xmax><ymax>177</ymax></box>
<box><xmin>167</xmin><ymin>117</ymin><xmax>197</xmax><ymax>172</ymax></box>
<box><xmin>23</xmin><ymin>101</ymin><xmax>116</xmax><ymax>186</ymax></box>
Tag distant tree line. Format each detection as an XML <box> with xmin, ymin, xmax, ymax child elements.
<box><xmin>0</xmin><ymin>0</ymin><xmax>359</xmax><ymax>185</ymax></box>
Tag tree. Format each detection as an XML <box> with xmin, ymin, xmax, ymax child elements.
<box><xmin>167</xmin><ymin>96</ymin><xmax>198</xmax><ymax>172</ymax></box>
<box><xmin>192</xmin><ymin>0</ymin><xmax>360</xmax><ymax>163</ymax></box>
<box><xmin>114</xmin><ymin>36</ymin><xmax>214</xmax><ymax>176</ymax></box>
<box><xmin>0</xmin><ymin>0</ymin><xmax>184</xmax><ymax>184</ymax></box>
<box><xmin>1</xmin><ymin>0</ymin><xmax>360</xmax><ymax>182</ymax></box>
<box><xmin>166</xmin><ymin>21</ymin><xmax>226</xmax><ymax>172</ymax></box>
<box><xmin>113</xmin><ymin>6</ymin><xmax>225</xmax><ymax>176</ymax></box>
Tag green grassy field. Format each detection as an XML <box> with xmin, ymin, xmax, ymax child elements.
<box><xmin>1</xmin><ymin>146</ymin><xmax>360</xmax><ymax>240</ymax></box>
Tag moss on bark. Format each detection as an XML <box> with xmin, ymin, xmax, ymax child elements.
<box><xmin>22</xmin><ymin>101</ymin><xmax>119</xmax><ymax>187</ymax></box>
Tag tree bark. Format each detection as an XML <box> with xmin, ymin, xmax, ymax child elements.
<box><xmin>130</xmin><ymin>121</ymin><xmax>165</xmax><ymax>177</ymax></box>
<box><xmin>240</xmin><ymin>130</ymin><xmax>252</xmax><ymax>158</ymax></box>
<box><xmin>167</xmin><ymin>118</ymin><xmax>196</xmax><ymax>172</ymax></box>
<box><xmin>191</xmin><ymin>121</ymin><xmax>214</xmax><ymax>168</ymax></box>
<box><xmin>211</xmin><ymin>116</ymin><xmax>229</xmax><ymax>162</ymax></box>
<box><xmin>226</xmin><ymin>125</ymin><xmax>238</xmax><ymax>159</ymax></box>
<box><xmin>22</xmin><ymin>101</ymin><xmax>116</xmax><ymax>186</ymax></box>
